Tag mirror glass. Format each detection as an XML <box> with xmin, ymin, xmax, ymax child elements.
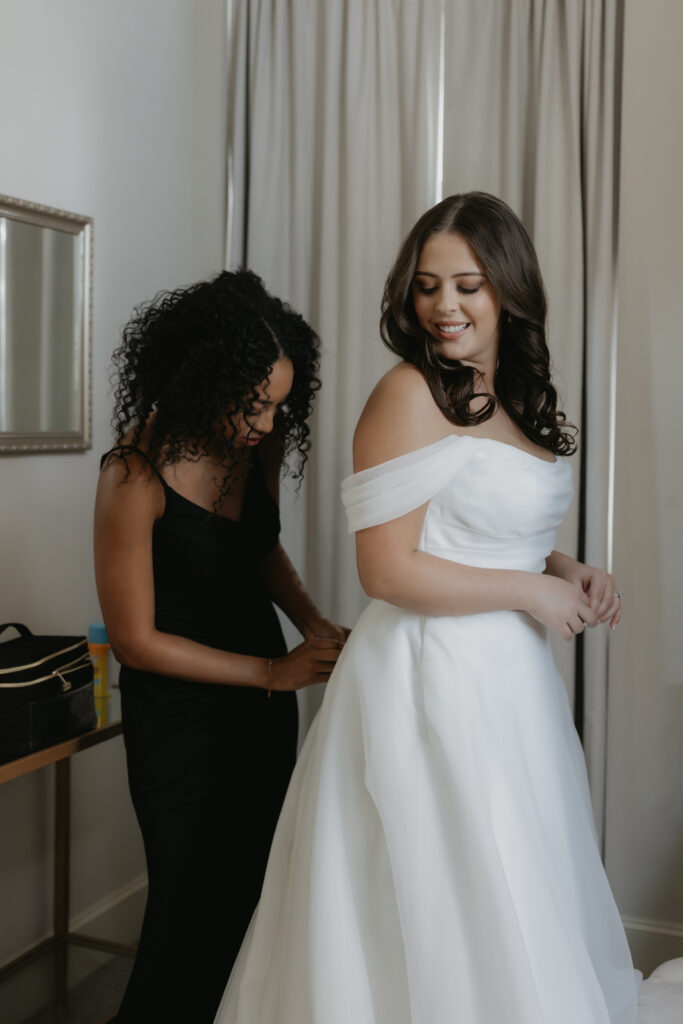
<box><xmin>0</xmin><ymin>195</ymin><xmax>92</xmax><ymax>452</ymax></box>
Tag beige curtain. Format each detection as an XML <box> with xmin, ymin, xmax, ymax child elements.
<box><xmin>226</xmin><ymin>0</ymin><xmax>623</xmax><ymax>846</ymax></box>
<box><xmin>226</xmin><ymin>0</ymin><xmax>443</xmax><ymax>728</ymax></box>
<box><xmin>437</xmin><ymin>0</ymin><xmax>624</xmax><ymax>846</ymax></box>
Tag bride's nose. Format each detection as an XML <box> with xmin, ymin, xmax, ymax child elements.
<box><xmin>435</xmin><ymin>286</ymin><xmax>459</xmax><ymax>314</ymax></box>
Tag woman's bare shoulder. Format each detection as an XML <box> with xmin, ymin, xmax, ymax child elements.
<box><xmin>353</xmin><ymin>362</ymin><xmax>444</xmax><ymax>471</ymax></box>
<box><xmin>97</xmin><ymin>440</ymin><xmax>165</xmax><ymax>519</ymax></box>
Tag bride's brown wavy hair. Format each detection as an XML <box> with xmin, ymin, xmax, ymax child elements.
<box><xmin>380</xmin><ymin>191</ymin><xmax>576</xmax><ymax>456</ymax></box>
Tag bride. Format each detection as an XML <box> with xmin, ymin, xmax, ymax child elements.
<box><xmin>215</xmin><ymin>192</ymin><xmax>639</xmax><ymax>1023</ymax></box>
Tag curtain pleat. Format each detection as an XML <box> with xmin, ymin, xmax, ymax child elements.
<box><xmin>225</xmin><ymin>0</ymin><xmax>623</xmax><ymax>839</ymax></box>
<box><xmin>578</xmin><ymin>0</ymin><xmax>624</xmax><ymax>844</ymax></box>
<box><xmin>226</xmin><ymin>2</ymin><xmax>442</xmax><ymax>724</ymax></box>
<box><xmin>439</xmin><ymin>0</ymin><xmax>623</xmax><ymax>840</ymax></box>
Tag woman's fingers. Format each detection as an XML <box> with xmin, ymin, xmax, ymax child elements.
<box><xmin>310</xmin><ymin>635</ymin><xmax>346</xmax><ymax>649</ymax></box>
<box><xmin>313</xmin><ymin>648</ymin><xmax>343</xmax><ymax>665</ymax></box>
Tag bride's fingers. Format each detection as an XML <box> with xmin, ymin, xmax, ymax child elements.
<box><xmin>597</xmin><ymin>593</ymin><xmax>620</xmax><ymax>626</ymax></box>
<box><xmin>595</xmin><ymin>589</ymin><xmax>615</xmax><ymax>621</ymax></box>
<box><xmin>588</xmin><ymin>577</ymin><xmax>608</xmax><ymax>613</ymax></box>
<box><xmin>569</xmin><ymin>617</ymin><xmax>586</xmax><ymax>637</ymax></box>
<box><xmin>608</xmin><ymin>595</ymin><xmax>623</xmax><ymax>630</ymax></box>
<box><xmin>595</xmin><ymin>583</ymin><xmax>618</xmax><ymax>621</ymax></box>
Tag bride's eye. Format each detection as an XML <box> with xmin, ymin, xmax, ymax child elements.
<box><xmin>415</xmin><ymin>284</ymin><xmax>438</xmax><ymax>295</ymax></box>
<box><xmin>457</xmin><ymin>285</ymin><xmax>481</xmax><ymax>295</ymax></box>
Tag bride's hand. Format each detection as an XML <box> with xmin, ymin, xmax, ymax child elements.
<box><xmin>526</xmin><ymin>575</ymin><xmax>598</xmax><ymax>641</ymax></box>
<box><xmin>545</xmin><ymin>553</ymin><xmax>622</xmax><ymax>629</ymax></box>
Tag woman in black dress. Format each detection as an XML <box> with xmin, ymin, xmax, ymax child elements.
<box><xmin>94</xmin><ymin>270</ymin><xmax>345</xmax><ymax>1023</ymax></box>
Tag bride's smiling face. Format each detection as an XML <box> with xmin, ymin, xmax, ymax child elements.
<box><xmin>412</xmin><ymin>231</ymin><xmax>502</xmax><ymax>373</ymax></box>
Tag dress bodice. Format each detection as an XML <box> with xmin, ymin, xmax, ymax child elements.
<box><xmin>342</xmin><ymin>434</ymin><xmax>574</xmax><ymax>573</ymax></box>
<box><xmin>101</xmin><ymin>446</ymin><xmax>286</xmax><ymax>659</ymax></box>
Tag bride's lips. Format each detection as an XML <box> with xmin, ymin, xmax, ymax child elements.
<box><xmin>433</xmin><ymin>321</ymin><xmax>470</xmax><ymax>342</ymax></box>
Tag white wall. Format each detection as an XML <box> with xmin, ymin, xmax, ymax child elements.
<box><xmin>0</xmin><ymin>1</ymin><xmax>226</xmax><ymax>1018</ymax></box>
<box><xmin>605</xmin><ymin>0</ymin><xmax>683</xmax><ymax>977</ymax></box>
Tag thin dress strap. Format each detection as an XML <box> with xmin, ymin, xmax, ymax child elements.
<box><xmin>100</xmin><ymin>444</ymin><xmax>169</xmax><ymax>489</ymax></box>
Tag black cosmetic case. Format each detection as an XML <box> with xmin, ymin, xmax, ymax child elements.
<box><xmin>0</xmin><ymin>622</ymin><xmax>97</xmax><ymax>762</ymax></box>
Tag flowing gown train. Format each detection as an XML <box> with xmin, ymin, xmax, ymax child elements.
<box><xmin>214</xmin><ymin>434</ymin><xmax>639</xmax><ymax>1024</ymax></box>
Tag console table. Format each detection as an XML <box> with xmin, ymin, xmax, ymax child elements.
<box><xmin>0</xmin><ymin>722</ymin><xmax>137</xmax><ymax>1002</ymax></box>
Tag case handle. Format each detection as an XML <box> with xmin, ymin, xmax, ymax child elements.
<box><xmin>0</xmin><ymin>623</ymin><xmax>33</xmax><ymax>642</ymax></box>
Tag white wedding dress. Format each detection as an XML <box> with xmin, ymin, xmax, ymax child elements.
<box><xmin>215</xmin><ymin>434</ymin><xmax>639</xmax><ymax>1024</ymax></box>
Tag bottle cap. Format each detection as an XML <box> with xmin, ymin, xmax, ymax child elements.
<box><xmin>88</xmin><ymin>623</ymin><xmax>109</xmax><ymax>644</ymax></box>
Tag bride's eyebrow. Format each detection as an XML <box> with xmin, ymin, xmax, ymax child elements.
<box><xmin>414</xmin><ymin>270</ymin><xmax>486</xmax><ymax>279</ymax></box>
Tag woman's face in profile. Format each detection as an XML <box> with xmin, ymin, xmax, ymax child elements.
<box><xmin>231</xmin><ymin>356</ymin><xmax>294</xmax><ymax>448</ymax></box>
<box><xmin>412</xmin><ymin>231</ymin><xmax>501</xmax><ymax>372</ymax></box>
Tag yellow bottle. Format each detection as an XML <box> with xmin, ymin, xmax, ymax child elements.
<box><xmin>88</xmin><ymin>623</ymin><xmax>111</xmax><ymax>726</ymax></box>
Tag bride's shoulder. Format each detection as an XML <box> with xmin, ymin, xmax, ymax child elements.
<box><xmin>353</xmin><ymin>362</ymin><xmax>443</xmax><ymax>472</ymax></box>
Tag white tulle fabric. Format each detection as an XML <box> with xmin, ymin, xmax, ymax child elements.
<box><xmin>215</xmin><ymin>435</ymin><xmax>639</xmax><ymax>1024</ymax></box>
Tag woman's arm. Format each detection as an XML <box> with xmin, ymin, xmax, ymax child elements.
<box><xmin>257</xmin><ymin>435</ymin><xmax>349</xmax><ymax>644</ymax></box>
<box><xmin>353</xmin><ymin>365</ymin><xmax>597</xmax><ymax>641</ymax></box>
<box><xmin>94</xmin><ymin>454</ymin><xmax>339</xmax><ymax>691</ymax></box>
<box><xmin>258</xmin><ymin>543</ymin><xmax>349</xmax><ymax>643</ymax></box>
<box><xmin>545</xmin><ymin>551</ymin><xmax>621</xmax><ymax>629</ymax></box>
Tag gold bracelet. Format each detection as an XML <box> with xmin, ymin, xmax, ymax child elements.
<box><xmin>267</xmin><ymin>658</ymin><xmax>272</xmax><ymax>698</ymax></box>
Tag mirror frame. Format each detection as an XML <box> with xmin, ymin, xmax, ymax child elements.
<box><xmin>0</xmin><ymin>194</ymin><xmax>93</xmax><ymax>453</ymax></box>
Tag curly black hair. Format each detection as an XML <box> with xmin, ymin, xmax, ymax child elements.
<box><xmin>381</xmin><ymin>192</ymin><xmax>576</xmax><ymax>456</ymax></box>
<box><xmin>110</xmin><ymin>269</ymin><xmax>321</xmax><ymax>492</ymax></box>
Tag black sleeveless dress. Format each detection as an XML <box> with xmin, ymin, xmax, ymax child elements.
<box><xmin>105</xmin><ymin>448</ymin><xmax>298</xmax><ymax>1024</ymax></box>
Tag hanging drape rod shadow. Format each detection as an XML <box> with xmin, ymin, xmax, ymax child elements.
<box><xmin>435</xmin><ymin>0</ymin><xmax>446</xmax><ymax>204</ymax></box>
<box><xmin>600</xmin><ymin>0</ymin><xmax>626</xmax><ymax>863</ymax></box>
<box><xmin>225</xmin><ymin>0</ymin><xmax>251</xmax><ymax>268</ymax></box>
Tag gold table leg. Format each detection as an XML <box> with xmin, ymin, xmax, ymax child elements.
<box><xmin>54</xmin><ymin>759</ymin><xmax>70</xmax><ymax>1001</ymax></box>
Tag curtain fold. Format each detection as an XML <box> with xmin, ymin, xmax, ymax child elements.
<box><xmin>438</xmin><ymin>0</ymin><xmax>623</xmax><ymax>839</ymax></box>
<box><xmin>226</xmin><ymin>0</ymin><xmax>442</xmax><ymax>619</ymax></box>
<box><xmin>577</xmin><ymin>0</ymin><xmax>624</xmax><ymax>846</ymax></box>
<box><xmin>225</xmin><ymin>0</ymin><xmax>623</xmax><ymax>842</ymax></box>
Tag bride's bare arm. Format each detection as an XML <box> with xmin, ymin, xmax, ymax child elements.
<box><xmin>353</xmin><ymin>365</ymin><xmax>596</xmax><ymax>641</ymax></box>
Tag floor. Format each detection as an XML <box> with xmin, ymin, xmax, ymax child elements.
<box><xmin>19</xmin><ymin>957</ymin><xmax>131</xmax><ymax>1024</ymax></box>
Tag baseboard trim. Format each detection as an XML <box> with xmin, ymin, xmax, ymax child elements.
<box><xmin>623</xmin><ymin>915</ymin><xmax>683</xmax><ymax>941</ymax></box>
<box><xmin>1</xmin><ymin>874</ymin><xmax>148</xmax><ymax>972</ymax></box>
<box><xmin>69</xmin><ymin>873</ymin><xmax>147</xmax><ymax>932</ymax></box>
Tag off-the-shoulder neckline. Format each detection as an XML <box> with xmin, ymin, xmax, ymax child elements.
<box><xmin>344</xmin><ymin>433</ymin><xmax>561</xmax><ymax>487</ymax></box>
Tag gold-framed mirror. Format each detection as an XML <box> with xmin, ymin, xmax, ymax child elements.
<box><xmin>0</xmin><ymin>194</ymin><xmax>93</xmax><ymax>453</ymax></box>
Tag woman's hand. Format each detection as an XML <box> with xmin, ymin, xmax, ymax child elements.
<box><xmin>526</xmin><ymin>574</ymin><xmax>599</xmax><ymax>641</ymax></box>
<box><xmin>271</xmin><ymin>637</ymin><xmax>343</xmax><ymax>691</ymax></box>
<box><xmin>302</xmin><ymin>616</ymin><xmax>351</xmax><ymax>646</ymax></box>
<box><xmin>545</xmin><ymin>552</ymin><xmax>622</xmax><ymax>630</ymax></box>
